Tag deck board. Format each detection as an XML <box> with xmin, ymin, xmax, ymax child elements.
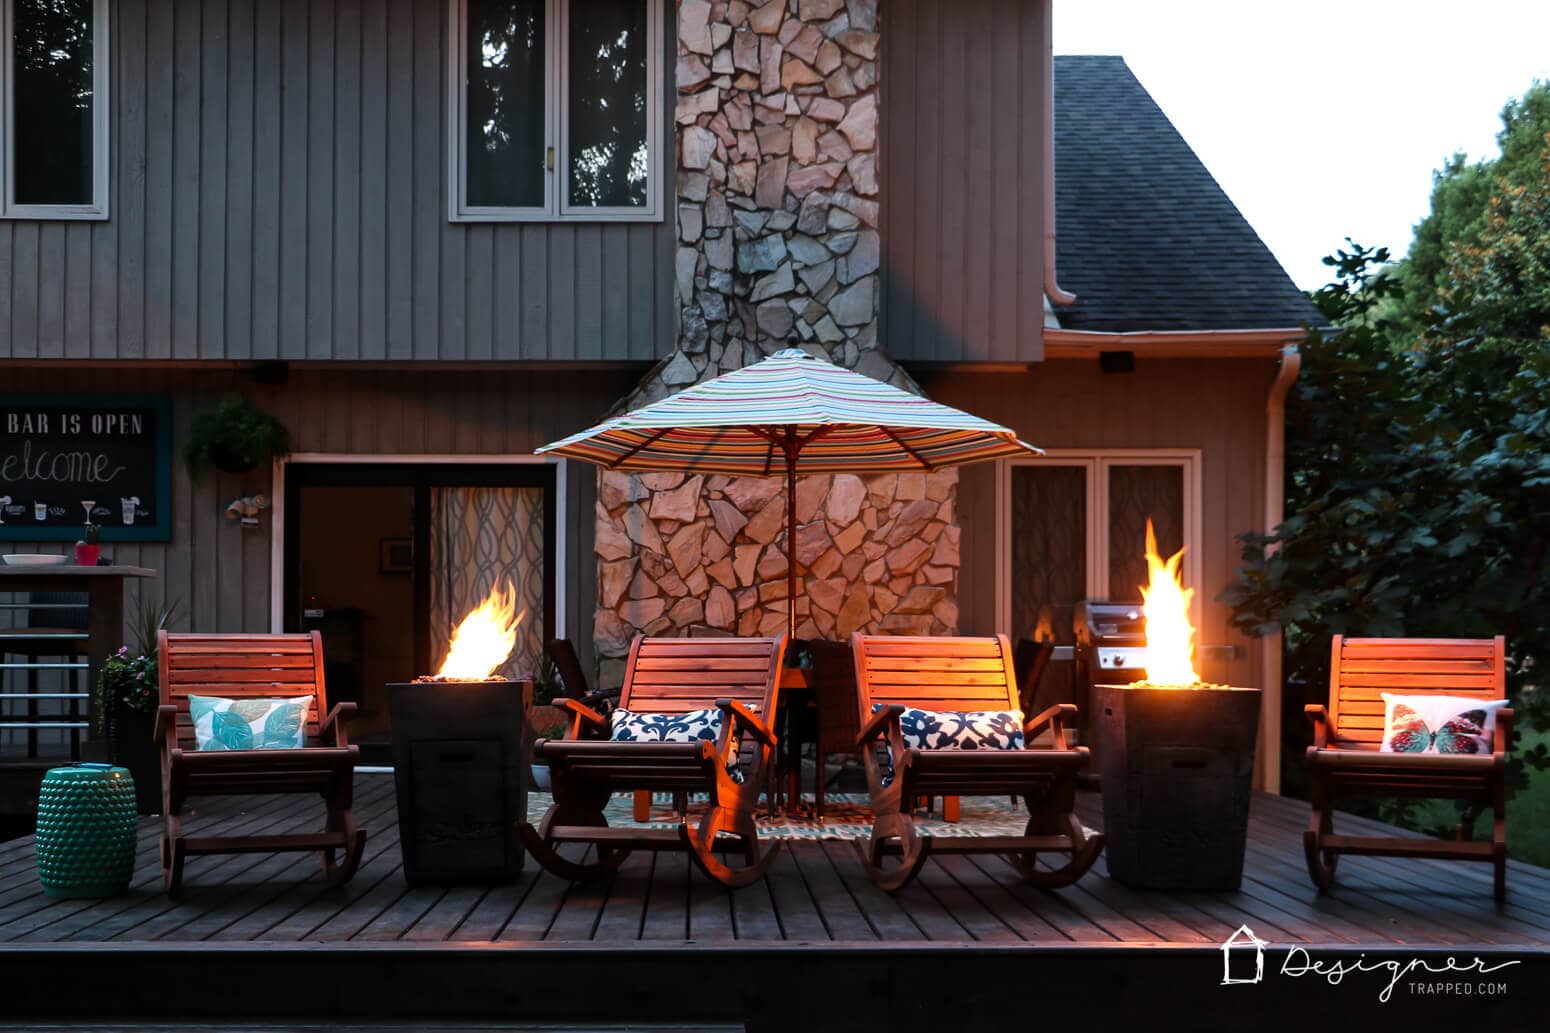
<box><xmin>0</xmin><ymin>771</ymin><xmax>1547</xmax><ymax>950</ymax></box>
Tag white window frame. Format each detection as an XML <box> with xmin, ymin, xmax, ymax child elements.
<box><xmin>0</xmin><ymin>0</ymin><xmax>110</xmax><ymax>220</ymax></box>
<box><xmin>994</xmin><ymin>449</ymin><xmax>1204</xmax><ymax>636</ymax></box>
<box><xmin>447</xmin><ymin>0</ymin><xmax>663</xmax><ymax>223</ymax></box>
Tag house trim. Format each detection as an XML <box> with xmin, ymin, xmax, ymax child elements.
<box><xmin>268</xmin><ymin>453</ymin><xmax>568</xmax><ymax>639</ymax></box>
<box><xmin>445</xmin><ymin>0</ymin><xmax>665</xmax><ymax>224</ymax></box>
<box><xmin>1042</xmin><ymin>327</ymin><xmax>1306</xmax><ymax>358</ymax></box>
<box><xmin>0</xmin><ymin>0</ymin><xmax>111</xmax><ymax>221</ymax></box>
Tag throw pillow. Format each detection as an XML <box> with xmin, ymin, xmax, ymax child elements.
<box><xmin>1378</xmin><ymin>693</ymin><xmax>1508</xmax><ymax>755</ymax></box>
<box><xmin>873</xmin><ymin>705</ymin><xmax>1026</xmax><ymax>751</ymax></box>
<box><xmin>610</xmin><ymin>706</ymin><xmax>758</xmax><ymax>783</ymax></box>
<box><xmin>871</xmin><ymin>706</ymin><xmax>1025</xmax><ymax>785</ymax></box>
<box><xmin>188</xmin><ymin>694</ymin><xmax>313</xmax><ymax>751</ymax></box>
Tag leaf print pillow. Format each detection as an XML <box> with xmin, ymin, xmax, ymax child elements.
<box><xmin>188</xmin><ymin>694</ymin><xmax>313</xmax><ymax>751</ymax></box>
<box><xmin>1378</xmin><ymin>693</ymin><xmax>1508</xmax><ymax>755</ymax></box>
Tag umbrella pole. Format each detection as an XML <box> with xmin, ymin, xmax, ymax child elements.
<box><xmin>785</xmin><ymin>442</ymin><xmax>798</xmax><ymax>643</ymax></box>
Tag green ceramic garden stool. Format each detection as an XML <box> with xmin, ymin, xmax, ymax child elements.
<box><xmin>35</xmin><ymin>763</ymin><xmax>139</xmax><ymax>899</ymax></box>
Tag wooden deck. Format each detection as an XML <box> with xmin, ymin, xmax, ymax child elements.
<box><xmin>2</xmin><ymin>772</ymin><xmax>1546</xmax><ymax>1029</ymax></box>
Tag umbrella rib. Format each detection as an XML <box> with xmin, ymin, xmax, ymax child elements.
<box><xmin>609</xmin><ymin>426</ymin><xmax>674</xmax><ymax>468</ymax></box>
<box><xmin>882</xmin><ymin>427</ymin><xmax>935</xmax><ymax>469</ymax></box>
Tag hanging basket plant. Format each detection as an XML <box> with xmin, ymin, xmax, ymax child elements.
<box><xmin>181</xmin><ymin>397</ymin><xmax>292</xmax><ymax>483</ymax></box>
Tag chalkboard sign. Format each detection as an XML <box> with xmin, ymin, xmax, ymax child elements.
<box><xmin>0</xmin><ymin>394</ymin><xmax>172</xmax><ymax>542</ymax></box>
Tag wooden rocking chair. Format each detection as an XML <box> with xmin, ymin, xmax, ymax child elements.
<box><xmin>520</xmin><ymin>634</ymin><xmax>786</xmax><ymax>888</ymax></box>
<box><xmin>851</xmin><ymin>633</ymin><xmax>1103</xmax><ymax>892</ymax></box>
<box><xmin>1305</xmin><ymin>635</ymin><xmax>1512</xmax><ymax>900</ymax></box>
<box><xmin>155</xmin><ymin>631</ymin><xmax>365</xmax><ymax>896</ymax></box>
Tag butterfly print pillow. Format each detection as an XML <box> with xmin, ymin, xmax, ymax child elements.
<box><xmin>1378</xmin><ymin>693</ymin><xmax>1509</xmax><ymax>755</ymax></box>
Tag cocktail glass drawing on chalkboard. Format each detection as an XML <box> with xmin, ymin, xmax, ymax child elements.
<box><xmin>121</xmin><ymin>497</ymin><xmax>140</xmax><ymax>526</ymax></box>
<box><xmin>0</xmin><ymin>496</ymin><xmax>8</xmax><ymax>523</ymax></box>
<box><xmin>34</xmin><ymin>502</ymin><xmax>46</xmax><ymax>521</ymax></box>
<box><xmin>81</xmin><ymin>500</ymin><xmax>96</xmax><ymax>527</ymax></box>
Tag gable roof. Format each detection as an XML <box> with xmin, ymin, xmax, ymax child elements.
<box><xmin>1053</xmin><ymin>55</ymin><xmax>1324</xmax><ymax>333</ymax></box>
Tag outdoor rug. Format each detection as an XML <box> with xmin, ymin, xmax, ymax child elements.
<box><xmin>523</xmin><ymin>791</ymin><xmax>1054</xmax><ymax>841</ymax></box>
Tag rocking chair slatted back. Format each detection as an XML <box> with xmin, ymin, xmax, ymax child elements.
<box><xmin>154</xmin><ymin>630</ymin><xmax>363</xmax><ymax>897</ymax></box>
<box><xmin>619</xmin><ymin>636</ymin><xmax>785</xmax><ymax>716</ymax></box>
<box><xmin>159</xmin><ymin>631</ymin><xmax>328</xmax><ymax>748</ymax></box>
<box><xmin>852</xmin><ymin>634</ymin><xmax>1020</xmax><ymax>729</ymax></box>
<box><xmin>1327</xmin><ymin>635</ymin><xmax>1506</xmax><ymax>748</ymax></box>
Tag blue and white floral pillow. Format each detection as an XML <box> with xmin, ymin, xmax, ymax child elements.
<box><xmin>872</xmin><ymin>706</ymin><xmax>1025</xmax><ymax>785</ymax></box>
<box><xmin>610</xmin><ymin>707</ymin><xmax>724</xmax><ymax>744</ymax></box>
<box><xmin>883</xmin><ymin>706</ymin><xmax>1026</xmax><ymax>751</ymax></box>
<box><xmin>188</xmin><ymin>694</ymin><xmax>312</xmax><ymax>751</ymax></box>
<box><xmin>610</xmin><ymin>706</ymin><xmax>755</xmax><ymax>783</ymax></box>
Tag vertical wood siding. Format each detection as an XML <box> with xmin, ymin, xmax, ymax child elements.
<box><xmin>929</xmin><ymin>358</ymin><xmax>1277</xmax><ymax>692</ymax></box>
<box><xmin>0</xmin><ymin>0</ymin><xmax>675</xmax><ymax>363</ymax></box>
<box><xmin>881</xmin><ymin>0</ymin><xmax>1047</xmax><ymax>363</ymax></box>
<box><xmin>0</xmin><ymin>368</ymin><xmax>639</xmax><ymax>676</ymax></box>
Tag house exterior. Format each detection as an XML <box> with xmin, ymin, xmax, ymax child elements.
<box><xmin>0</xmin><ymin>0</ymin><xmax>1318</xmax><ymax>789</ymax></box>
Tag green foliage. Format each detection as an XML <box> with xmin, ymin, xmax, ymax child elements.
<box><xmin>1223</xmin><ymin>144</ymin><xmax>1550</xmax><ymax>804</ymax></box>
<box><xmin>80</xmin><ymin>523</ymin><xmax>101</xmax><ymax>546</ymax></box>
<box><xmin>181</xmin><ymin>397</ymin><xmax>292</xmax><ymax>484</ymax></box>
<box><xmin>1393</xmin><ymin>81</ymin><xmax>1550</xmax><ymax>339</ymax></box>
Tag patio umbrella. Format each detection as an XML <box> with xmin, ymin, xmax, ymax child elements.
<box><xmin>537</xmin><ymin>348</ymin><xmax>1040</xmax><ymax>636</ymax></box>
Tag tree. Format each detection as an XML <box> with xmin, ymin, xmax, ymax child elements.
<box><xmin>1392</xmin><ymin>81</ymin><xmax>1550</xmax><ymax>339</ymax></box>
<box><xmin>1223</xmin><ymin>130</ymin><xmax>1550</xmax><ymax>807</ymax></box>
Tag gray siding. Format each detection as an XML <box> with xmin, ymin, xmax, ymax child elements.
<box><xmin>880</xmin><ymin>0</ymin><xmax>1047</xmax><ymax>363</ymax></box>
<box><xmin>0</xmin><ymin>0</ymin><xmax>675</xmax><ymax>363</ymax></box>
<box><xmin>0</xmin><ymin>367</ymin><xmax>637</xmax><ymax>672</ymax></box>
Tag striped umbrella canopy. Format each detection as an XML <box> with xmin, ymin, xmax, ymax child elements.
<box><xmin>538</xmin><ymin>348</ymin><xmax>1040</xmax><ymax>634</ymax></box>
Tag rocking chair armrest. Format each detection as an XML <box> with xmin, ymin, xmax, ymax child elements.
<box><xmin>154</xmin><ymin>705</ymin><xmax>178</xmax><ymax>747</ymax></box>
<box><xmin>716</xmin><ymin>698</ymin><xmax>777</xmax><ymax>749</ymax></box>
<box><xmin>321</xmin><ymin>702</ymin><xmax>357</xmax><ymax>747</ymax></box>
<box><xmin>556</xmin><ymin>697</ymin><xmax>610</xmax><ymax>737</ymax></box>
<box><xmin>1305</xmin><ymin>704</ymin><xmax>1331</xmax><ymax>749</ymax></box>
<box><xmin>1495</xmin><ymin>707</ymin><xmax>1515</xmax><ymax>755</ymax></box>
<box><xmin>1024</xmin><ymin>703</ymin><xmax>1077</xmax><ymax>749</ymax></box>
<box><xmin>857</xmin><ymin>704</ymin><xmax>904</xmax><ymax>748</ymax></box>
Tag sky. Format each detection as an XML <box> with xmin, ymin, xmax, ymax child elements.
<box><xmin>1054</xmin><ymin>1</ymin><xmax>1550</xmax><ymax>290</ymax></box>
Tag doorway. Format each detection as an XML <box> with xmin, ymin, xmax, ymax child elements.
<box><xmin>996</xmin><ymin>451</ymin><xmax>1202</xmax><ymax>708</ymax></box>
<box><xmin>282</xmin><ymin>462</ymin><xmax>557</xmax><ymax>763</ymax></box>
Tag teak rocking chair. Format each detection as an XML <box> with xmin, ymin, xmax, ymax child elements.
<box><xmin>1305</xmin><ymin>635</ymin><xmax>1512</xmax><ymax>900</ymax></box>
<box><xmin>851</xmin><ymin>633</ymin><xmax>1103</xmax><ymax>891</ymax></box>
<box><xmin>520</xmin><ymin>634</ymin><xmax>786</xmax><ymax>888</ymax></box>
<box><xmin>156</xmin><ymin>631</ymin><xmax>365</xmax><ymax>895</ymax></box>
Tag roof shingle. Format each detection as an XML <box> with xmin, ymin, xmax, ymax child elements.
<box><xmin>1053</xmin><ymin>55</ymin><xmax>1324</xmax><ymax>332</ymax></box>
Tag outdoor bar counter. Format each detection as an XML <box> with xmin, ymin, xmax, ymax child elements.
<box><xmin>0</xmin><ymin>565</ymin><xmax>157</xmax><ymax>760</ymax></box>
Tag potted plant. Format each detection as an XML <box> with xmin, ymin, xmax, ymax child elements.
<box><xmin>74</xmin><ymin>523</ymin><xmax>101</xmax><ymax>566</ymax></box>
<box><xmin>181</xmin><ymin>397</ymin><xmax>292</xmax><ymax>482</ymax></box>
<box><xmin>95</xmin><ymin>597</ymin><xmax>178</xmax><ymax>813</ymax></box>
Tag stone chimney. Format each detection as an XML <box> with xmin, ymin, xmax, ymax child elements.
<box><xmin>591</xmin><ymin>0</ymin><xmax>960</xmax><ymax>690</ymax></box>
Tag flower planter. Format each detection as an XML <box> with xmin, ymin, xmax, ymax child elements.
<box><xmin>74</xmin><ymin>544</ymin><xmax>101</xmax><ymax>566</ymax></box>
<box><xmin>109</xmin><ymin>706</ymin><xmax>160</xmax><ymax>814</ymax></box>
<box><xmin>527</xmin><ymin>702</ymin><xmax>568</xmax><ymax>791</ymax></box>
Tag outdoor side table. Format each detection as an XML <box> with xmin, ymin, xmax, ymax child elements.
<box><xmin>35</xmin><ymin>763</ymin><xmax>139</xmax><ymax>898</ymax></box>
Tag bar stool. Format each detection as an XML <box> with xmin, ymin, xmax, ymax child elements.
<box><xmin>0</xmin><ymin>592</ymin><xmax>89</xmax><ymax>760</ymax></box>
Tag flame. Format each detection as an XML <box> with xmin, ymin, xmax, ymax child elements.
<box><xmin>1140</xmin><ymin>518</ymin><xmax>1199</xmax><ymax>687</ymax></box>
<box><xmin>433</xmin><ymin>581</ymin><xmax>526</xmax><ymax>681</ymax></box>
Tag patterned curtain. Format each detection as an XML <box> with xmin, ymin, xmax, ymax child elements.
<box><xmin>1107</xmin><ymin>465</ymin><xmax>1184</xmax><ymax>602</ymax></box>
<box><xmin>428</xmin><ymin>486</ymin><xmax>546</xmax><ymax>681</ymax></box>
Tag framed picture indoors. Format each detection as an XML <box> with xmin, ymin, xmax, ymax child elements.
<box><xmin>379</xmin><ymin>538</ymin><xmax>412</xmax><ymax>574</ymax></box>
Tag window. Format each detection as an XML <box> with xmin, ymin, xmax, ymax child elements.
<box><xmin>0</xmin><ymin>0</ymin><xmax>109</xmax><ymax>219</ymax></box>
<box><xmin>448</xmin><ymin>0</ymin><xmax>662</xmax><ymax>222</ymax></box>
<box><xmin>995</xmin><ymin>451</ymin><xmax>1203</xmax><ymax>641</ymax></box>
